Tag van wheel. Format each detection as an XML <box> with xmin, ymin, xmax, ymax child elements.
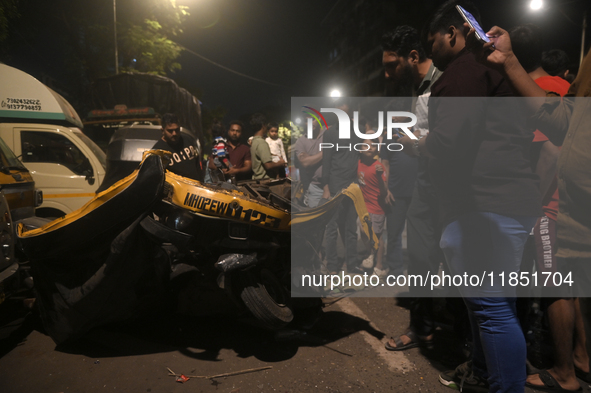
<box><xmin>237</xmin><ymin>268</ymin><xmax>293</xmax><ymax>330</ymax></box>
<box><xmin>35</xmin><ymin>208</ymin><xmax>66</xmax><ymax>220</ymax></box>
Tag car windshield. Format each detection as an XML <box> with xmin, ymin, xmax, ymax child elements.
<box><xmin>0</xmin><ymin>137</ymin><xmax>26</xmax><ymax>170</ymax></box>
<box><xmin>76</xmin><ymin>131</ymin><xmax>107</xmax><ymax>170</ymax></box>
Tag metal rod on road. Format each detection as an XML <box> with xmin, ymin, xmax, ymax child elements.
<box><xmin>167</xmin><ymin>366</ymin><xmax>273</xmax><ymax>379</ymax></box>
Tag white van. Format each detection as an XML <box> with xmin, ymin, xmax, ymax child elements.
<box><xmin>0</xmin><ymin>64</ymin><xmax>106</xmax><ymax>217</ymax></box>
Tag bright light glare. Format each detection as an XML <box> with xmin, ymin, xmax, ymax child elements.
<box><xmin>330</xmin><ymin>89</ymin><xmax>341</xmax><ymax>97</ymax></box>
<box><xmin>295</xmin><ymin>117</ymin><xmax>301</xmax><ymax>124</ymax></box>
<box><xmin>530</xmin><ymin>0</ymin><xmax>543</xmax><ymax>10</ymax></box>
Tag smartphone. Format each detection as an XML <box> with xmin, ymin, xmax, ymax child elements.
<box><xmin>456</xmin><ymin>5</ymin><xmax>490</xmax><ymax>43</ymax></box>
<box><xmin>393</xmin><ymin>128</ymin><xmax>405</xmax><ymax>138</ymax></box>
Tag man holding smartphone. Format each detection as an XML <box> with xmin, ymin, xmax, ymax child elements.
<box><xmin>398</xmin><ymin>1</ymin><xmax>541</xmax><ymax>392</ymax></box>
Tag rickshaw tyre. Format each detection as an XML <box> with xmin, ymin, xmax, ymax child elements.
<box><xmin>239</xmin><ymin>268</ymin><xmax>293</xmax><ymax>330</ymax></box>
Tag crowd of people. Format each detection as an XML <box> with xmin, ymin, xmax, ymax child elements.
<box><xmin>153</xmin><ymin>0</ymin><xmax>591</xmax><ymax>391</ymax></box>
<box><xmin>293</xmin><ymin>1</ymin><xmax>591</xmax><ymax>392</ymax></box>
<box><xmin>154</xmin><ymin>112</ymin><xmax>288</xmax><ymax>183</ymax></box>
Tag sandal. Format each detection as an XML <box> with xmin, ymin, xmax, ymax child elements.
<box><xmin>575</xmin><ymin>366</ymin><xmax>591</xmax><ymax>383</ymax></box>
<box><xmin>525</xmin><ymin>370</ymin><xmax>582</xmax><ymax>392</ymax></box>
<box><xmin>385</xmin><ymin>330</ymin><xmax>434</xmax><ymax>351</ymax></box>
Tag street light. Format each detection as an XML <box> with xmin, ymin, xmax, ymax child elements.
<box><xmin>113</xmin><ymin>0</ymin><xmax>118</xmax><ymax>74</ymax></box>
<box><xmin>530</xmin><ymin>0</ymin><xmax>543</xmax><ymax>11</ymax></box>
<box><xmin>529</xmin><ymin>1</ymin><xmax>587</xmax><ymax>67</ymax></box>
<box><xmin>330</xmin><ymin>89</ymin><xmax>341</xmax><ymax>98</ymax></box>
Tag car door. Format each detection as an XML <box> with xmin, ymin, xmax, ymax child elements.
<box><xmin>14</xmin><ymin>127</ymin><xmax>97</xmax><ymax>216</ymax></box>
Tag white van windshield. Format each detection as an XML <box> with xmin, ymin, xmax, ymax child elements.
<box><xmin>77</xmin><ymin>132</ymin><xmax>107</xmax><ymax>170</ymax></box>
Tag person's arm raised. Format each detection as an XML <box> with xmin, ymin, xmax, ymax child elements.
<box><xmin>464</xmin><ymin>24</ymin><xmax>546</xmax><ymax>109</ymax></box>
<box><xmin>465</xmin><ymin>24</ymin><xmax>573</xmax><ymax>142</ymax></box>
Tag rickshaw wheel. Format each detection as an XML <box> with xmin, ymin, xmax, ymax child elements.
<box><xmin>238</xmin><ymin>268</ymin><xmax>293</xmax><ymax>330</ymax></box>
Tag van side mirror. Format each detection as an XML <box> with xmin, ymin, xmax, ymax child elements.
<box><xmin>84</xmin><ymin>170</ymin><xmax>95</xmax><ymax>185</ymax></box>
<box><xmin>85</xmin><ymin>174</ymin><xmax>95</xmax><ymax>186</ymax></box>
<box><xmin>80</xmin><ymin>157</ymin><xmax>94</xmax><ymax>185</ymax></box>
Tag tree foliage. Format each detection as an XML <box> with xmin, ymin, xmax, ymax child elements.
<box><xmin>116</xmin><ymin>0</ymin><xmax>187</xmax><ymax>75</ymax></box>
<box><xmin>119</xmin><ymin>20</ymin><xmax>182</xmax><ymax>75</ymax></box>
<box><xmin>1</xmin><ymin>0</ymin><xmax>188</xmax><ymax>86</ymax></box>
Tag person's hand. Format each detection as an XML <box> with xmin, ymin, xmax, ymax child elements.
<box><xmin>390</xmin><ymin>116</ymin><xmax>415</xmax><ymax>141</ymax></box>
<box><xmin>375</xmin><ymin>163</ymin><xmax>384</xmax><ymax>173</ymax></box>
<box><xmin>277</xmin><ymin>158</ymin><xmax>286</xmax><ymax>166</ymax></box>
<box><xmin>224</xmin><ymin>166</ymin><xmax>239</xmax><ymax>176</ymax></box>
<box><xmin>322</xmin><ymin>187</ymin><xmax>331</xmax><ymax>200</ymax></box>
<box><xmin>398</xmin><ymin>135</ymin><xmax>417</xmax><ymax>157</ymax></box>
<box><xmin>465</xmin><ymin>23</ymin><xmax>514</xmax><ymax>72</ymax></box>
<box><xmin>385</xmin><ymin>189</ymin><xmax>395</xmax><ymax>205</ymax></box>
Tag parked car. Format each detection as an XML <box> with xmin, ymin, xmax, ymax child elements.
<box><xmin>0</xmin><ymin>135</ymin><xmax>42</xmax><ymax>306</ymax></box>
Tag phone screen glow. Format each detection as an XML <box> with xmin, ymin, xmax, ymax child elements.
<box><xmin>457</xmin><ymin>5</ymin><xmax>490</xmax><ymax>43</ymax></box>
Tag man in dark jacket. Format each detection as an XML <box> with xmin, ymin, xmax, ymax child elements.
<box><xmin>153</xmin><ymin>113</ymin><xmax>202</xmax><ymax>180</ymax></box>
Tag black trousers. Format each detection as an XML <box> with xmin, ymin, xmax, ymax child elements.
<box><xmin>406</xmin><ymin>185</ymin><xmax>468</xmax><ymax>337</ymax></box>
<box><xmin>406</xmin><ymin>185</ymin><xmax>445</xmax><ymax>336</ymax></box>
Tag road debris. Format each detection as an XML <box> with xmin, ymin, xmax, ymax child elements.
<box><xmin>175</xmin><ymin>374</ymin><xmax>190</xmax><ymax>383</ymax></box>
<box><xmin>166</xmin><ymin>366</ymin><xmax>272</xmax><ymax>381</ymax></box>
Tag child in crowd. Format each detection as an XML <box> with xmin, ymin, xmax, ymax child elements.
<box><xmin>265</xmin><ymin>122</ymin><xmax>287</xmax><ymax>164</ymax></box>
<box><xmin>357</xmin><ymin>137</ymin><xmax>388</xmax><ymax>277</ymax></box>
<box><xmin>265</xmin><ymin>122</ymin><xmax>287</xmax><ymax>178</ymax></box>
<box><xmin>207</xmin><ymin>122</ymin><xmax>232</xmax><ymax>183</ymax></box>
<box><xmin>212</xmin><ymin>135</ymin><xmax>232</xmax><ymax>170</ymax></box>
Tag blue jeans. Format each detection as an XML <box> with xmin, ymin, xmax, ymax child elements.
<box><xmin>440</xmin><ymin>212</ymin><xmax>537</xmax><ymax>393</ymax></box>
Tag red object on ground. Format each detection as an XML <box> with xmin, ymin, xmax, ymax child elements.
<box><xmin>176</xmin><ymin>374</ymin><xmax>190</xmax><ymax>383</ymax></box>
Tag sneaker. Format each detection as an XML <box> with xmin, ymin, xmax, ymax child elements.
<box><xmin>361</xmin><ymin>254</ymin><xmax>374</xmax><ymax>269</ymax></box>
<box><xmin>373</xmin><ymin>267</ymin><xmax>389</xmax><ymax>278</ymax></box>
<box><xmin>439</xmin><ymin>361</ymin><xmax>489</xmax><ymax>392</ymax></box>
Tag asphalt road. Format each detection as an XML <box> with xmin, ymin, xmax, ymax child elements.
<box><xmin>2</xmin><ymin>294</ymin><xmax>590</xmax><ymax>393</ymax></box>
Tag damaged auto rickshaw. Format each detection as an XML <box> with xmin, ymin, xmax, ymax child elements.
<box><xmin>16</xmin><ymin>149</ymin><xmax>376</xmax><ymax>344</ymax></box>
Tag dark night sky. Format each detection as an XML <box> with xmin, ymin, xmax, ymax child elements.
<box><xmin>173</xmin><ymin>0</ymin><xmax>337</xmax><ymax>121</ymax></box>
<box><xmin>3</xmin><ymin>0</ymin><xmax>590</xmax><ymax>124</ymax></box>
<box><xmin>170</xmin><ymin>0</ymin><xmax>589</xmax><ymax>121</ymax></box>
